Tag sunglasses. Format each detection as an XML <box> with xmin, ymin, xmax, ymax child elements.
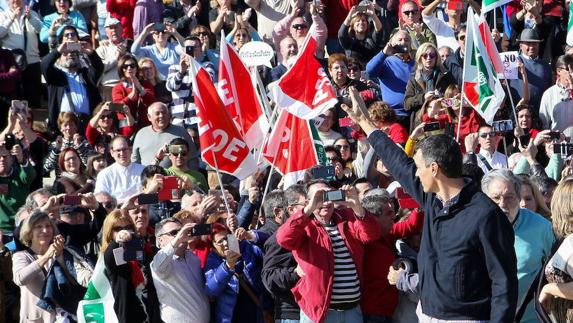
<box><xmin>63</xmin><ymin>32</ymin><xmax>77</xmax><ymax>38</ymax></box>
<box><xmin>335</xmin><ymin>144</ymin><xmax>350</xmax><ymax>150</ymax></box>
<box><xmin>479</xmin><ymin>132</ymin><xmax>496</xmax><ymax>138</ymax></box>
<box><xmin>458</xmin><ymin>35</ymin><xmax>466</xmax><ymax>41</ymax></box>
<box><xmin>291</xmin><ymin>24</ymin><xmax>308</xmax><ymax>30</ymax></box>
<box><xmin>100</xmin><ymin>113</ymin><xmax>113</xmax><ymax>119</ymax></box>
<box><xmin>402</xmin><ymin>9</ymin><xmax>419</xmax><ymax>16</ymax></box>
<box><xmin>160</xmin><ymin>229</ymin><xmax>180</xmax><ymax>237</ymax></box>
<box><xmin>422</xmin><ymin>52</ymin><xmax>436</xmax><ymax>59</ymax></box>
<box><xmin>171</xmin><ymin>151</ymin><xmax>188</xmax><ymax>157</ymax></box>
<box><xmin>122</xmin><ymin>63</ymin><xmax>136</xmax><ymax>69</ymax></box>
<box><xmin>194</xmin><ymin>31</ymin><xmax>210</xmax><ymax>37</ymax></box>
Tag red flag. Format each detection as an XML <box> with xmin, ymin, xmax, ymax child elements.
<box><xmin>271</xmin><ymin>29</ymin><xmax>338</xmax><ymax>120</ymax></box>
<box><xmin>218</xmin><ymin>39</ymin><xmax>269</xmax><ymax>149</ymax></box>
<box><xmin>263</xmin><ymin>109</ymin><xmax>320</xmax><ymax>187</ymax></box>
<box><xmin>189</xmin><ymin>58</ymin><xmax>256</xmax><ymax>179</ymax></box>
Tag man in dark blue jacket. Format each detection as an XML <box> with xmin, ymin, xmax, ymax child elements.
<box><xmin>341</xmin><ymin>87</ymin><xmax>518</xmax><ymax>322</ymax></box>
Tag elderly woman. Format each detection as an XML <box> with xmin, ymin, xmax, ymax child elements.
<box><xmin>86</xmin><ymin>101</ymin><xmax>136</xmax><ymax>146</ymax></box>
<box><xmin>40</xmin><ymin>0</ymin><xmax>88</xmax><ymax>44</ymax></box>
<box><xmin>539</xmin><ymin>179</ymin><xmax>573</xmax><ymax>322</ymax></box>
<box><xmin>131</xmin><ymin>22</ymin><xmax>185</xmax><ymax>80</ymax></box>
<box><xmin>338</xmin><ymin>4</ymin><xmax>384</xmax><ymax>65</ymax></box>
<box><xmin>52</xmin><ymin>147</ymin><xmax>94</xmax><ymax>194</ymax></box>
<box><xmin>404</xmin><ymin>42</ymin><xmax>455</xmax><ymax>128</ymax></box>
<box><xmin>112</xmin><ymin>54</ymin><xmax>156</xmax><ymax>128</ymax></box>
<box><xmin>43</xmin><ymin>112</ymin><xmax>92</xmax><ymax>178</ymax></box>
<box><xmin>13</xmin><ymin>211</ymin><xmax>93</xmax><ymax>322</ymax></box>
<box><xmin>204</xmin><ymin>222</ymin><xmax>267</xmax><ymax>323</ymax></box>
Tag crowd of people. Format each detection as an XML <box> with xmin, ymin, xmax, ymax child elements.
<box><xmin>0</xmin><ymin>0</ymin><xmax>572</xmax><ymax>322</ymax></box>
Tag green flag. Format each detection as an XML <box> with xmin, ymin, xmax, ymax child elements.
<box><xmin>77</xmin><ymin>257</ymin><xmax>119</xmax><ymax>323</ymax></box>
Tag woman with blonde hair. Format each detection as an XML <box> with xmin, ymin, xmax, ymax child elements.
<box><xmin>517</xmin><ymin>174</ymin><xmax>551</xmax><ymax>219</ymax></box>
<box><xmin>403</xmin><ymin>42</ymin><xmax>455</xmax><ymax>131</ymax></box>
<box><xmin>538</xmin><ymin>179</ymin><xmax>573</xmax><ymax>321</ymax></box>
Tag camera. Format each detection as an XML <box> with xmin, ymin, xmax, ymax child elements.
<box><xmin>492</xmin><ymin>120</ymin><xmax>513</xmax><ymax>133</ymax></box>
<box><xmin>185</xmin><ymin>45</ymin><xmax>195</xmax><ymax>57</ymax></box>
<box><xmin>324</xmin><ymin>190</ymin><xmax>345</xmax><ymax>202</ymax></box>
<box><xmin>553</xmin><ymin>143</ymin><xmax>573</xmax><ymax>157</ymax></box>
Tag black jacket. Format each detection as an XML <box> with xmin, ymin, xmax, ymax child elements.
<box><xmin>367</xmin><ymin>130</ymin><xmax>517</xmax><ymax>322</ymax></box>
<box><xmin>443</xmin><ymin>48</ymin><xmax>463</xmax><ymax>87</ymax></box>
<box><xmin>261</xmin><ymin>232</ymin><xmax>300</xmax><ymax>320</ymax></box>
<box><xmin>41</xmin><ymin>50</ymin><xmax>103</xmax><ymax>132</ymax></box>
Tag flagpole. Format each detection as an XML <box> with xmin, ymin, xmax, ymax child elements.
<box><xmin>502</xmin><ymin>80</ymin><xmax>519</xmax><ymax>123</ymax></box>
<box><xmin>456</xmin><ymin>91</ymin><xmax>464</xmax><ymax>143</ymax></box>
<box><xmin>250</xmin><ymin>66</ymin><xmax>273</xmax><ymax>122</ymax></box>
<box><xmin>209</xmin><ymin>148</ymin><xmax>232</xmax><ymax>216</ymax></box>
<box><xmin>258</xmin><ymin>165</ymin><xmax>275</xmax><ymax>217</ymax></box>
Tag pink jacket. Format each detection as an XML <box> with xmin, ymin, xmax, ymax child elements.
<box><xmin>276</xmin><ymin>208</ymin><xmax>382</xmax><ymax>323</ymax></box>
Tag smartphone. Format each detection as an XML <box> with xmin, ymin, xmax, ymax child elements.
<box><xmin>492</xmin><ymin>120</ymin><xmax>513</xmax><ymax>133</ymax></box>
<box><xmin>153</xmin><ymin>22</ymin><xmax>166</xmax><ymax>32</ymax></box>
<box><xmin>324</xmin><ymin>190</ymin><xmax>346</xmax><ymax>202</ymax></box>
<box><xmin>185</xmin><ymin>45</ymin><xmax>195</xmax><ymax>57</ymax></box>
<box><xmin>123</xmin><ymin>237</ymin><xmax>144</xmax><ymax>262</ymax></box>
<box><xmin>191</xmin><ymin>223</ymin><xmax>212</xmax><ymax>236</ymax></box>
<box><xmin>392</xmin><ymin>44</ymin><xmax>409</xmax><ymax>54</ymax></box>
<box><xmin>227</xmin><ymin>233</ymin><xmax>241</xmax><ymax>255</ymax></box>
<box><xmin>423</xmin><ymin>122</ymin><xmax>441</xmax><ymax>132</ymax></box>
<box><xmin>63</xmin><ymin>195</ymin><xmax>81</xmax><ymax>206</ymax></box>
<box><xmin>312</xmin><ymin>166</ymin><xmax>336</xmax><ymax>179</ymax></box>
<box><xmin>339</xmin><ymin>117</ymin><xmax>353</xmax><ymax>127</ymax></box>
<box><xmin>109</xmin><ymin>103</ymin><xmax>123</xmax><ymax>112</ymax></box>
<box><xmin>4</xmin><ymin>133</ymin><xmax>16</xmax><ymax>150</ymax></box>
<box><xmin>447</xmin><ymin>0</ymin><xmax>464</xmax><ymax>11</ymax></box>
<box><xmin>548</xmin><ymin>131</ymin><xmax>561</xmax><ymax>140</ymax></box>
<box><xmin>519</xmin><ymin>134</ymin><xmax>531</xmax><ymax>147</ymax></box>
<box><xmin>66</xmin><ymin>42</ymin><xmax>81</xmax><ymax>52</ymax></box>
<box><xmin>11</xmin><ymin>100</ymin><xmax>28</xmax><ymax>115</ymax></box>
<box><xmin>162</xmin><ymin>176</ymin><xmax>179</xmax><ymax>190</ymax></box>
<box><xmin>137</xmin><ymin>193</ymin><xmax>159</xmax><ymax>205</ymax></box>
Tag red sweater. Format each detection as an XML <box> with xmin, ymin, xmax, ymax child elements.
<box><xmin>277</xmin><ymin>208</ymin><xmax>382</xmax><ymax>323</ymax></box>
<box><xmin>361</xmin><ymin>209</ymin><xmax>424</xmax><ymax>316</ymax></box>
<box><xmin>85</xmin><ymin>119</ymin><xmax>136</xmax><ymax>146</ymax></box>
<box><xmin>111</xmin><ymin>80</ymin><xmax>156</xmax><ymax>129</ymax></box>
<box><xmin>107</xmin><ymin>0</ymin><xmax>136</xmax><ymax>39</ymax></box>
<box><xmin>386</xmin><ymin>123</ymin><xmax>409</xmax><ymax>145</ymax></box>
<box><xmin>322</xmin><ymin>0</ymin><xmax>359</xmax><ymax>38</ymax></box>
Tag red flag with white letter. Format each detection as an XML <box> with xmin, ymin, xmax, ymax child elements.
<box><xmin>271</xmin><ymin>27</ymin><xmax>338</xmax><ymax>120</ymax></box>
<box><xmin>218</xmin><ymin>38</ymin><xmax>269</xmax><ymax>149</ymax></box>
<box><xmin>263</xmin><ymin>108</ymin><xmax>322</xmax><ymax>187</ymax></box>
<box><xmin>189</xmin><ymin>58</ymin><xmax>256</xmax><ymax>179</ymax></box>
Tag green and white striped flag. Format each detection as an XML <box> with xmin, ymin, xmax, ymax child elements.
<box><xmin>482</xmin><ymin>0</ymin><xmax>511</xmax><ymax>14</ymax></box>
<box><xmin>462</xmin><ymin>7</ymin><xmax>505</xmax><ymax>125</ymax></box>
<box><xmin>77</xmin><ymin>257</ymin><xmax>119</xmax><ymax>323</ymax></box>
<box><xmin>567</xmin><ymin>2</ymin><xmax>573</xmax><ymax>46</ymax></box>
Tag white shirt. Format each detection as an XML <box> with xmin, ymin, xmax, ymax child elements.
<box><xmin>422</xmin><ymin>14</ymin><xmax>459</xmax><ymax>51</ymax></box>
<box><xmin>94</xmin><ymin>162</ymin><xmax>145</xmax><ymax>203</ymax></box>
<box><xmin>477</xmin><ymin>149</ymin><xmax>508</xmax><ymax>174</ymax></box>
<box><xmin>539</xmin><ymin>84</ymin><xmax>573</xmax><ymax>139</ymax></box>
<box><xmin>0</xmin><ymin>8</ymin><xmax>42</xmax><ymax>63</ymax></box>
<box><xmin>151</xmin><ymin>243</ymin><xmax>210</xmax><ymax>323</ymax></box>
<box><xmin>96</xmin><ymin>40</ymin><xmax>122</xmax><ymax>87</ymax></box>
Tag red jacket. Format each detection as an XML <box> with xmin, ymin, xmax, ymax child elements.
<box><xmin>111</xmin><ymin>80</ymin><xmax>156</xmax><ymax>129</ymax></box>
<box><xmin>276</xmin><ymin>208</ymin><xmax>382</xmax><ymax>323</ymax></box>
<box><xmin>362</xmin><ymin>209</ymin><xmax>424</xmax><ymax>316</ymax></box>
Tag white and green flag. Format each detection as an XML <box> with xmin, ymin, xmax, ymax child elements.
<box><xmin>77</xmin><ymin>257</ymin><xmax>119</xmax><ymax>323</ymax></box>
<box><xmin>482</xmin><ymin>0</ymin><xmax>511</xmax><ymax>14</ymax></box>
<box><xmin>462</xmin><ymin>7</ymin><xmax>505</xmax><ymax>125</ymax></box>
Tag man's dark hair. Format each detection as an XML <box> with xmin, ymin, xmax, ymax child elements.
<box><xmin>141</xmin><ymin>165</ymin><xmax>167</xmax><ymax>188</ymax></box>
<box><xmin>305</xmin><ymin>179</ymin><xmax>330</xmax><ymax>197</ymax></box>
<box><xmin>530</xmin><ymin>175</ymin><xmax>558</xmax><ymax>197</ymax></box>
<box><xmin>416</xmin><ymin>134</ymin><xmax>463</xmax><ymax>178</ymax></box>
<box><xmin>284</xmin><ymin>184</ymin><xmax>306</xmax><ymax>206</ymax></box>
<box><xmin>555</xmin><ymin>54</ymin><xmax>573</xmax><ymax>72</ymax></box>
<box><xmin>454</xmin><ymin>24</ymin><xmax>467</xmax><ymax>40</ymax></box>
<box><xmin>262</xmin><ymin>190</ymin><xmax>287</xmax><ymax>220</ymax></box>
<box><xmin>185</xmin><ymin>36</ymin><xmax>201</xmax><ymax>43</ymax></box>
<box><xmin>169</xmin><ymin>137</ymin><xmax>189</xmax><ymax>150</ymax></box>
<box><xmin>324</xmin><ymin>145</ymin><xmax>341</xmax><ymax>158</ymax></box>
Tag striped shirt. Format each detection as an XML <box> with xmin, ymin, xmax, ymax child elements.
<box><xmin>324</xmin><ymin>223</ymin><xmax>361</xmax><ymax>306</ymax></box>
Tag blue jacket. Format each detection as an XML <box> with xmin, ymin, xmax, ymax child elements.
<box><xmin>367</xmin><ymin>130</ymin><xmax>518</xmax><ymax>322</ymax></box>
<box><xmin>204</xmin><ymin>240</ymin><xmax>268</xmax><ymax>323</ymax></box>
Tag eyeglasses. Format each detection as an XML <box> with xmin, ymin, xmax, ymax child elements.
<box><xmin>122</xmin><ymin>63</ymin><xmax>136</xmax><ymax>70</ymax></box>
<box><xmin>291</xmin><ymin>24</ymin><xmax>308</xmax><ymax>30</ymax></box>
<box><xmin>63</xmin><ymin>32</ymin><xmax>77</xmax><ymax>38</ymax></box>
<box><xmin>402</xmin><ymin>9</ymin><xmax>419</xmax><ymax>16</ymax></box>
<box><xmin>193</xmin><ymin>31</ymin><xmax>210</xmax><ymax>37</ymax></box>
<box><xmin>458</xmin><ymin>35</ymin><xmax>466</xmax><ymax>41</ymax></box>
<box><xmin>171</xmin><ymin>151</ymin><xmax>188</xmax><ymax>157</ymax></box>
<box><xmin>101</xmin><ymin>114</ymin><xmax>113</xmax><ymax>119</ymax></box>
<box><xmin>422</xmin><ymin>52</ymin><xmax>436</xmax><ymax>59</ymax></box>
<box><xmin>113</xmin><ymin>225</ymin><xmax>133</xmax><ymax>232</ymax></box>
<box><xmin>335</xmin><ymin>144</ymin><xmax>350</xmax><ymax>150</ymax></box>
<box><xmin>479</xmin><ymin>132</ymin><xmax>496</xmax><ymax>138</ymax></box>
<box><xmin>159</xmin><ymin>229</ymin><xmax>180</xmax><ymax>237</ymax></box>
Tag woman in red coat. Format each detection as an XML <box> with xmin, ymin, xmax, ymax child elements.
<box><xmin>112</xmin><ymin>54</ymin><xmax>155</xmax><ymax>128</ymax></box>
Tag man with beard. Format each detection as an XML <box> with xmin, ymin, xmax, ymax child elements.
<box><xmin>131</xmin><ymin>102</ymin><xmax>199</xmax><ymax>168</ymax></box>
<box><xmin>41</xmin><ymin>31</ymin><xmax>103</xmax><ymax>132</ymax></box>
